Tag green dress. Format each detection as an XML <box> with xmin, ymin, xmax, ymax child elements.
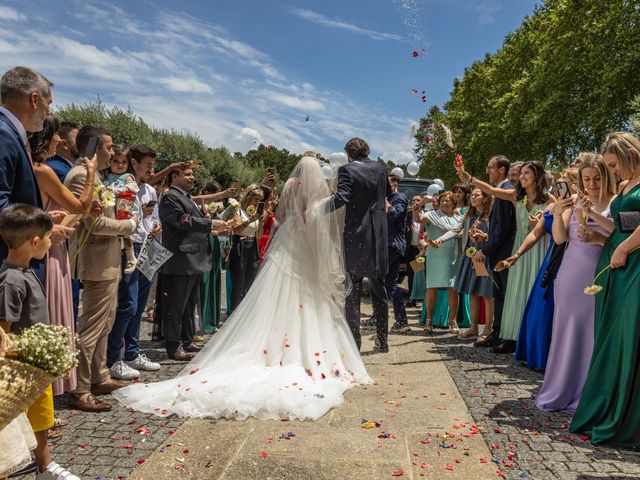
<box><xmin>570</xmin><ymin>184</ymin><xmax>640</xmax><ymax>450</ymax></box>
<box><xmin>499</xmin><ymin>200</ymin><xmax>546</xmax><ymax>341</ymax></box>
<box><xmin>200</xmin><ymin>236</ymin><xmax>222</xmax><ymax>334</ymax></box>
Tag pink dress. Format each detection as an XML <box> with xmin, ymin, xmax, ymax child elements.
<box><xmin>45</xmin><ymin>198</ymin><xmax>78</xmax><ymax>395</ymax></box>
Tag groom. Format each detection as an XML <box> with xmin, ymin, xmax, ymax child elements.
<box><xmin>333</xmin><ymin>137</ymin><xmax>392</xmax><ymax>353</ymax></box>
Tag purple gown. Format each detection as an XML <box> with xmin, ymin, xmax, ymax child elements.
<box><xmin>535</xmin><ymin>210</ymin><xmax>609</xmax><ymax>412</ymax></box>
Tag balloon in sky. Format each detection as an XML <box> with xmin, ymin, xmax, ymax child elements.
<box><xmin>407</xmin><ymin>161</ymin><xmax>420</xmax><ymax>176</ymax></box>
<box><xmin>390</xmin><ymin>167</ymin><xmax>405</xmax><ymax>179</ymax></box>
<box><xmin>321</xmin><ymin>165</ymin><xmax>333</xmax><ymax>180</ymax></box>
<box><xmin>433</xmin><ymin>178</ymin><xmax>445</xmax><ymax>188</ymax></box>
<box><xmin>328</xmin><ymin>152</ymin><xmax>348</xmax><ymax>167</ymax></box>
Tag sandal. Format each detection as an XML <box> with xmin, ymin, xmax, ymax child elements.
<box><xmin>448</xmin><ymin>319</ymin><xmax>461</xmax><ymax>334</ymax></box>
<box><xmin>458</xmin><ymin>329</ymin><xmax>478</xmax><ymax>340</ymax></box>
<box><xmin>47</xmin><ymin>428</ymin><xmax>61</xmax><ymax>440</ymax></box>
<box><xmin>53</xmin><ymin>417</ymin><xmax>68</xmax><ymax>428</ymax></box>
<box><xmin>423</xmin><ymin>319</ymin><xmax>434</xmax><ymax>335</ymax></box>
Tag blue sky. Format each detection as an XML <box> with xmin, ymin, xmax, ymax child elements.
<box><xmin>0</xmin><ymin>0</ymin><xmax>537</xmax><ymax>163</ymax></box>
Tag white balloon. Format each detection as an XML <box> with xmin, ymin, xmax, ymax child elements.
<box><xmin>427</xmin><ymin>184</ymin><xmax>441</xmax><ymax>197</ymax></box>
<box><xmin>434</xmin><ymin>178</ymin><xmax>445</xmax><ymax>188</ymax></box>
<box><xmin>390</xmin><ymin>167</ymin><xmax>405</xmax><ymax>179</ymax></box>
<box><xmin>321</xmin><ymin>165</ymin><xmax>334</xmax><ymax>180</ymax></box>
<box><xmin>407</xmin><ymin>161</ymin><xmax>420</xmax><ymax>176</ymax></box>
<box><xmin>328</xmin><ymin>152</ymin><xmax>348</xmax><ymax>167</ymax></box>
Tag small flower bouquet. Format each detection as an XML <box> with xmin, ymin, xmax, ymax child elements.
<box><xmin>246</xmin><ymin>205</ymin><xmax>257</xmax><ymax>216</ymax></box>
<box><xmin>94</xmin><ymin>185</ymin><xmax>116</xmax><ymax>209</ymax></box>
<box><xmin>206</xmin><ymin>201</ymin><xmax>224</xmax><ymax>216</ymax></box>
<box><xmin>584</xmin><ymin>245</ymin><xmax>640</xmax><ymax>295</ymax></box>
<box><xmin>225</xmin><ymin>198</ymin><xmax>243</xmax><ymax>228</ymax></box>
<box><xmin>465</xmin><ymin>246</ymin><xmax>477</xmax><ymax>258</ymax></box>
<box><xmin>0</xmin><ymin>324</ymin><xmax>78</xmax><ymax>430</ymax></box>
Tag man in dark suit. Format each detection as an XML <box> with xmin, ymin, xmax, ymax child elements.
<box><xmin>472</xmin><ymin>155</ymin><xmax>516</xmax><ymax>350</ymax></box>
<box><xmin>333</xmin><ymin>137</ymin><xmax>392</xmax><ymax>353</ymax></box>
<box><xmin>0</xmin><ymin>66</ymin><xmax>73</xmax><ymax>269</ymax></box>
<box><xmin>159</xmin><ymin>164</ymin><xmax>229</xmax><ymax>360</ymax></box>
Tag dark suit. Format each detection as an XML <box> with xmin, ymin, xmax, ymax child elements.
<box><xmin>0</xmin><ymin>110</ymin><xmax>43</xmax><ymax>274</ymax></box>
<box><xmin>333</xmin><ymin>157</ymin><xmax>392</xmax><ymax>349</ymax></box>
<box><xmin>386</xmin><ymin>191</ymin><xmax>409</xmax><ymax>325</ymax></box>
<box><xmin>46</xmin><ymin>154</ymin><xmax>75</xmax><ymax>184</ymax></box>
<box><xmin>159</xmin><ymin>186</ymin><xmax>213</xmax><ymax>354</ymax></box>
<box><xmin>480</xmin><ymin>179</ymin><xmax>516</xmax><ymax>336</ymax></box>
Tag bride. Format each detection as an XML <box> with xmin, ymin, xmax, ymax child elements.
<box><xmin>114</xmin><ymin>156</ymin><xmax>371</xmax><ymax>421</ymax></box>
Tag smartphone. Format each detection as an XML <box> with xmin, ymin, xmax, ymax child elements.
<box><xmin>257</xmin><ymin>202</ymin><xmax>265</xmax><ymax>215</ymax></box>
<box><xmin>267</xmin><ymin>167</ymin><xmax>275</xmax><ymax>175</ymax></box>
<box><xmin>554</xmin><ymin>180</ymin><xmax>570</xmax><ymax>199</ymax></box>
<box><xmin>144</xmin><ymin>200</ymin><xmax>157</xmax><ymax>208</ymax></box>
<box><xmin>85</xmin><ymin>135</ymin><xmax>99</xmax><ymax>160</ymax></box>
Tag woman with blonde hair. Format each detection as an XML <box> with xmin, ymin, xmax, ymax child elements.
<box><xmin>570</xmin><ymin>132</ymin><xmax>640</xmax><ymax>449</ymax></box>
<box><xmin>536</xmin><ymin>154</ymin><xmax>615</xmax><ymax>412</ymax></box>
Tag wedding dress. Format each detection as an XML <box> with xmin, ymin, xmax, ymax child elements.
<box><xmin>114</xmin><ymin>157</ymin><xmax>371</xmax><ymax>421</ymax></box>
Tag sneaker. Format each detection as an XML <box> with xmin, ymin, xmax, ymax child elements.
<box><xmin>124</xmin><ymin>258</ymin><xmax>137</xmax><ymax>275</ymax></box>
<box><xmin>36</xmin><ymin>461</ymin><xmax>80</xmax><ymax>480</ymax></box>
<box><xmin>390</xmin><ymin>321</ymin><xmax>411</xmax><ymax>334</ymax></box>
<box><xmin>127</xmin><ymin>354</ymin><xmax>161</xmax><ymax>371</ymax></box>
<box><xmin>109</xmin><ymin>360</ymin><xmax>140</xmax><ymax>380</ymax></box>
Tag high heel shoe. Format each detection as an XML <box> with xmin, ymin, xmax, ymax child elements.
<box><xmin>448</xmin><ymin>319</ymin><xmax>461</xmax><ymax>334</ymax></box>
<box><xmin>423</xmin><ymin>319</ymin><xmax>434</xmax><ymax>334</ymax></box>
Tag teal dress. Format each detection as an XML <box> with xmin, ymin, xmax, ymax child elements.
<box><xmin>499</xmin><ymin>200</ymin><xmax>546</xmax><ymax>341</ymax></box>
<box><xmin>200</xmin><ymin>236</ymin><xmax>222</xmax><ymax>333</ymax></box>
<box><xmin>570</xmin><ymin>184</ymin><xmax>640</xmax><ymax>449</ymax></box>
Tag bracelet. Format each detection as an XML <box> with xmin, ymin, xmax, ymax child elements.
<box><xmin>514</xmin><ymin>252</ymin><xmax>521</xmax><ymax>258</ymax></box>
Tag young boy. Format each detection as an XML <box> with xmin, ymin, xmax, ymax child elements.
<box><xmin>0</xmin><ymin>204</ymin><xmax>79</xmax><ymax>480</ymax></box>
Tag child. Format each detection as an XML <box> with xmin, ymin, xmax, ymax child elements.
<box><xmin>104</xmin><ymin>144</ymin><xmax>142</xmax><ymax>274</ymax></box>
<box><xmin>0</xmin><ymin>204</ymin><xmax>80</xmax><ymax>480</ymax></box>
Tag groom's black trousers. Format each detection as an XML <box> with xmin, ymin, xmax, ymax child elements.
<box><xmin>346</xmin><ymin>274</ymin><xmax>388</xmax><ymax>350</ymax></box>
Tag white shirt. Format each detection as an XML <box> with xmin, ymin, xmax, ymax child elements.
<box><xmin>131</xmin><ymin>183</ymin><xmax>159</xmax><ymax>244</ymax></box>
<box><xmin>0</xmin><ymin>106</ymin><xmax>28</xmax><ymax>146</ymax></box>
<box><xmin>410</xmin><ymin>220</ymin><xmax>421</xmax><ymax>245</ymax></box>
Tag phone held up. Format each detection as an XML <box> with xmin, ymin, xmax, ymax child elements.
<box><xmin>554</xmin><ymin>179</ymin><xmax>571</xmax><ymax>200</ymax></box>
<box><xmin>267</xmin><ymin>167</ymin><xmax>275</xmax><ymax>175</ymax></box>
<box><xmin>85</xmin><ymin>135</ymin><xmax>100</xmax><ymax>160</ymax></box>
<box><xmin>257</xmin><ymin>202</ymin><xmax>265</xmax><ymax>215</ymax></box>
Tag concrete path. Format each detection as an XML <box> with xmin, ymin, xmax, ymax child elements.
<box><xmin>129</xmin><ymin>323</ymin><xmax>498</xmax><ymax>479</ymax></box>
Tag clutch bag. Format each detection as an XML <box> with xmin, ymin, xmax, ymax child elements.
<box><xmin>618</xmin><ymin>211</ymin><xmax>640</xmax><ymax>232</ymax></box>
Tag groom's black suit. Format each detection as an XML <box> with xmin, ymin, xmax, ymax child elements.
<box><xmin>333</xmin><ymin>157</ymin><xmax>392</xmax><ymax>349</ymax></box>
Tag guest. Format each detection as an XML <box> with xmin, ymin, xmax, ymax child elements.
<box><xmin>65</xmin><ymin>125</ymin><xmax>138</xmax><ymax>412</ymax></box>
<box><xmin>107</xmin><ymin>144</ymin><xmax>162</xmax><ymax>380</ymax></box>
<box><xmin>508</xmin><ymin>161</ymin><xmax>523</xmax><ymax>186</ymax></box>
<box><xmin>257</xmin><ymin>189</ymin><xmax>278</xmax><ymax>262</ymax></box>
<box><xmin>434</xmin><ymin>188</ymin><xmax>494</xmax><ymax>341</ymax></box>
<box><xmin>0</xmin><ymin>204</ymin><xmax>80</xmax><ymax>480</ymax></box>
<box><xmin>537</xmin><ymin>155</ymin><xmax>614</xmax><ymax>412</ymax></box>
<box><xmin>421</xmin><ymin>191</ymin><xmax>463</xmax><ymax>334</ymax></box>
<box><xmin>0</xmin><ymin>66</ymin><xmax>73</xmax><ymax>269</ymax></box>
<box><xmin>46</xmin><ymin>121</ymin><xmax>78</xmax><ymax>183</ymax></box>
<box><xmin>405</xmin><ymin>194</ymin><xmax>424</xmax><ymax>307</ymax></box>
<box><xmin>386</xmin><ymin>174</ymin><xmax>409</xmax><ymax>333</ymax></box>
<box><xmin>465</xmin><ymin>156</ymin><xmax>516</xmax><ymax>348</ymax></box>
<box><xmin>198</xmin><ymin>181</ymin><xmax>225</xmax><ymax>333</ymax></box>
<box><xmin>451</xmin><ymin>182</ymin><xmax>472</xmax><ymax>328</ymax></box>
<box><xmin>159</xmin><ymin>164</ymin><xmax>229</xmax><ymax>360</ymax></box>
<box><xmin>223</xmin><ymin>184</ymin><xmax>263</xmax><ymax>311</ymax></box>
<box><xmin>29</xmin><ymin>115</ymin><xmax>97</xmax><ymax>396</ymax></box>
<box><xmin>571</xmin><ymin>132</ymin><xmax>640</xmax><ymax>449</ymax></box>
<box><xmin>461</xmin><ymin>161</ymin><xmax>551</xmax><ymax>353</ymax></box>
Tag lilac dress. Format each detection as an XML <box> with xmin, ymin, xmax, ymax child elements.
<box><xmin>535</xmin><ymin>210</ymin><xmax>609</xmax><ymax>412</ymax></box>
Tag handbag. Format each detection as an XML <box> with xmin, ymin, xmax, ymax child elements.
<box><xmin>618</xmin><ymin>211</ymin><xmax>640</xmax><ymax>233</ymax></box>
<box><xmin>540</xmin><ymin>241</ymin><xmax>567</xmax><ymax>290</ymax></box>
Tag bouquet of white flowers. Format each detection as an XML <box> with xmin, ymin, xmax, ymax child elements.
<box><xmin>0</xmin><ymin>325</ymin><xmax>78</xmax><ymax>429</ymax></box>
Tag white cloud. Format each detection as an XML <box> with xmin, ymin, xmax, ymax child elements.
<box><xmin>289</xmin><ymin>7</ymin><xmax>404</xmax><ymax>42</ymax></box>
<box><xmin>157</xmin><ymin>76</ymin><xmax>213</xmax><ymax>94</ymax></box>
<box><xmin>260</xmin><ymin>90</ymin><xmax>325</xmax><ymax>112</ymax></box>
<box><xmin>0</xmin><ymin>6</ymin><xmax>25</xmax><ymax>21</ymax></box>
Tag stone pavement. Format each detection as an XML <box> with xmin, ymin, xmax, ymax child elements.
<box><xmin>36</xmin><ymin>300</ymin><xmax>640</xmax><ymax>479</ymax></box>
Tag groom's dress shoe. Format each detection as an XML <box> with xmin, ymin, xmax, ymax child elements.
<box><xmin>183</xmin><ymin>343</ymin><xmax>202</xmax><ymax>353</ymax></box>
